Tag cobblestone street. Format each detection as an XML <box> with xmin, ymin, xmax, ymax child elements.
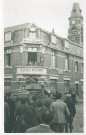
<box><xmin>73</xmin><ymin>102</ymin><xmax>83</xmax><ymax>133</ymax></box>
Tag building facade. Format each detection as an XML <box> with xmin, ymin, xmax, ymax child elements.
<box><xmin>4</xmin><ymin>3</ymin><xmax>83</xmax><ymax>97</ymax></box>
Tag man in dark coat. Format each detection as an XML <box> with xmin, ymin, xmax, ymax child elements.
<box><xmin>64</xmin><ymin>94</ymin><xmax>76</xmax><ymax>133</ymax></box>
<box><xmin>14</xmin><ymin>97</ymin><xmax>29</xmax><ymax>133</ymax></box>
<box><xmin>5</xmin><ymin>92</ymin><xmax>15</xmax><ymax>132</ymax></box>
<box><xmin>4</xmin><ymin>102</ymin><xmax>10</xmax><ymax>133</ymax></box>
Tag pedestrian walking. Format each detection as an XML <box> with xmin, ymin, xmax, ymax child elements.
<box><xmin>64</xmin><ymin>94</ymin><xmax>76</xmax><ymax>133</ymax></box>
<box><xmin>5</xmin><ymin>92</ymin><xmax>15</xmax><ymax>132</ymax></box>
<box><xmin>4</xmin><ymin>102</ymin><xmax>10</xmax><ymax>133</ymax></box>
<box><xmin>50</xmin><ymin>92</ymin><xmax>70</xmax><ymax>133</ymax></box>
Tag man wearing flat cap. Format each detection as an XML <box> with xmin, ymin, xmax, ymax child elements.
<box><xmin>64</xmin><ymin>94</ymin><xmax>76</xmax><ymax>133</ymax></box>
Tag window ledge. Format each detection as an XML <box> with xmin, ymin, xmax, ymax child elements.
<box><xmin>50</xmin><ymin>67</ymin><xmax>58</xmax><ymax>70</ymax></box>
<box><xmin>4</xmin><ymin>66</ymin><xmax>12</xmax><ymax>68</ymax></box>
<box><xmin>64</xmin><ymin>70</ymin><xmax>70</xmax><ymax>72</ymax></box>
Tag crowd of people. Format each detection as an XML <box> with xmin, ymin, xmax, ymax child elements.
<box><xmin>4</xmin><ymin>89</ymin><xmax>76</xmax><ymax>133</ymax></box>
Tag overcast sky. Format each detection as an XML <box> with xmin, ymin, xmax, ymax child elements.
<box><xmin>3</xmin><ymin>0</ymin><xmax>85</xmax><ymax>38</ymax></box>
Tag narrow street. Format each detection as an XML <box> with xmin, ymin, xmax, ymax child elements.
<box><xmin>73</xmin><ymin>102</ymin><xmax>83</xmax><ymax>133</ymax></box>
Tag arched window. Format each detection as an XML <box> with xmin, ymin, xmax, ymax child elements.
<box><xmin>72</xmin><ymin>27</ymin><xmax>77</xmax><ymax>42</ymax></box>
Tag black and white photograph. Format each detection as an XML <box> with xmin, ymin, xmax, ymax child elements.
<box><xmin>0</xmin><ymin>0</ymin><xmax>86</xmax><ymax>134</ymax></box>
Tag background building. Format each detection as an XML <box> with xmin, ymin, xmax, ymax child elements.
<box><xmin>4</xmin><ymin>3</ymin><xmax>83</xmax><ymax>98</ymax></box>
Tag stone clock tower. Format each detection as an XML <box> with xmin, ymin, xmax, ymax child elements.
<box><xmin>68</xmin><ymin>3</ymin><xmax>83</xmax><ymax>45</ymax></box>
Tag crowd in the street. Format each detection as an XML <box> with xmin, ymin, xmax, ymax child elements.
<box><xmin>4</xmin><ymin>89</ymin><xmax>76</xmax><ymax>133</ymax></box>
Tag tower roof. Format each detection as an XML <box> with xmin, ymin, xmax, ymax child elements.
<box><xmin>69</xmin><ymin>3</ymin><xmax>83</xmax><ymax>19</ymax></box>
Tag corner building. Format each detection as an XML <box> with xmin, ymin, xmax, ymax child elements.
<box><xmin>4</xmin><ymin>3</ymin><xmax>83</xmax><ymax>98</ymax></box>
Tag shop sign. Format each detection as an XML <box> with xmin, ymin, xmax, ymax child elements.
<box><xmin>23</xmin><ymin>38</ymin><xmax>43</xmax><ymax>44</ymax></box>
<box><xmin>17</xmin><ymin>67</ymin><xmax>47</xmax><ymax>75</ymax></box>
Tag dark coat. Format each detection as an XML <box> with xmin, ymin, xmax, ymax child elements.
<box><xmin>64</xmin><ymin>97</ymin><xmax>76</xmax><ymax>117</ymax></box>
<box><xmin>4</xmin><ymin>102</ymin><xmax>10</xmax><ymax>132</ymax></box>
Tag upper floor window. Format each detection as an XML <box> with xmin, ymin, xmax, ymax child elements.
<box><xmin>6</xmin><ymin>54</ymin><xmax>11</xmax><ymax>66</ymax></box>
<box><xmin>75</xmin><ymin>61</ymin><xmax>78</xmax><ymax>72</ymax></box>
<box><xmin>65</xmin><ymin>55</ymin><xmax>69</xmax><ymax>71</ymax></box>
<box><xmin>81</xmin><ymin>63</ymin><xmax>83</xmax><ymax>73</ymax></box>
<box><xmin>65</xmin><ymin>41</ymin><xmax>69</xmax><ymax>49</ymax></box>
<box><xmin>64</xmin><ymin>80</ymin><xmax>70</xmax><ymax>92</ymax></box>
<box><xmin>51</xmin><ymin>35</ymin><xmax>56</xmax><ymax>44</ymax></box>
<box><xmin>51</xmin><ymin>51</ymin><xmax>55</xmax><ymax>68</ymax></box>
<box><xmin>24</xmin><ymin>29</ymin><xmax>29</xmax><ymax>38</ymax></box>
<box><xmin>5</xmin><ymin>32</ymin><xmax>11</xmax><ymax>42</ymax></box>
<box><xmin>29</xmin><ymin>32</ymin><xmax>36</xmax><ymax>39</ymax></box>
<box><xmin>28</xmin><ymin>52</ymin><xmax>37</xmax><ymax>65</ymax></box>
<box><xmin>24</xmin><ymin>27</ymin><xmax>36</xmax><ymax>39</ymax></box>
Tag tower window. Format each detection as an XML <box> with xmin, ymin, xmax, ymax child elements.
<box><xmin>72</xmin><ymin>27</ymin><xmax>77</xmax><ymax>42</ymax></box>
<box><xmin>73</xmin><ymin>9</ymin><xmax>76</xmax><ymax>13</ymax></box>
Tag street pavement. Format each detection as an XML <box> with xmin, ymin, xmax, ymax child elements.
<box><xmin>72</xmin><ymin>102</ymin><xmax>83</xmax><ymax>133</ymax></box>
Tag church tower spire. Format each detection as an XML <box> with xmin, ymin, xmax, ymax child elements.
<box><xmin>68</xmin><ymin>3</ymin><xmax>83</xmax><ymax>45</ymax></box>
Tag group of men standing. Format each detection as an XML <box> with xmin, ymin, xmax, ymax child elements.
<box><xmin>4</xmin><ymin>90</ymin><xmax>76</xmax><ymax>133</ymax></box>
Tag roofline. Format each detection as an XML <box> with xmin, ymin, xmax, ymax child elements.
<box><xmin>4</xmin><ymin>22</ymin><xmax>64</xmax><ymax>40</ymax></box>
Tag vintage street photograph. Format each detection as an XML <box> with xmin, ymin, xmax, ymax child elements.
<box><xmin>1</xmin><ymin>0</ymin><xmax>85</xmax><ymax>134</ymax></box>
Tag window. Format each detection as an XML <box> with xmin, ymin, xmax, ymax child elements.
<box><xmin>6</xmin><ymin>54</ymin><xmax>11</xmax><ymax>66</ymax></box>
<box><xmin>29</xmin><ymin>32</ymin><xmax>36</xmax><ymax>39</ymax></box>
<box><xmin>51</xmin><ymin>52</ymin><xmax>55</xmax><ymax>68</ymax></box>
<box><xmin>50</xmin><ymin>79</ymin><xmax>57</xmax><ymax>92</ymax></box>
<box><xmin>65</xmin><ymin>55</ymin><xmax>69</xmax><ymax>71</ymax></box>
<box><xmin>64</xmin><ymin>80</ymin><xmax>70</xmax><ymax>92</ymax></box>
<box><xmin>28</xmin><ymin>52</ymin><xmax>37</xmax><ymax>65</ymax></box>
<box><xmin>5</xmin><ymin>32</ymin><xmax>11</xmax><ymax>41</ymax></box>
<box><xmin>51</xmin><ymin>35</ymin><xmax>56</xmax><ymax>44</ymax></box>
<box><xmin>75</xmin><ymin>61</ymin><xmax>78</xmax><ymax>72</ymax></box>
<box><xmin>72</xmin><ymin>27</ymin><xmax>77</xmax><ymax>42</ymax></box>
<box><xmin>24</xmin><ymin>29</ymin><xmax>29</xmax><ymax>38</ymax></box>
<box><xmin>73</xmin><ymin>9</ymin><xmax>76</xmax><ymax>13</ymax></box>
<box><xmin>65</xmin><ymin>41</ymin><xmax>69</xmax><ymax>49</ymax></box>
<box><xmin>28</xmin><ymin>48</ymin><xmax>37</xmax><ymax>52</ymax></box>
<box><xmin>81</xmin><ymin>63</ymin><xmax>83</xmax><ymax>73</ymax></box>
<box><xmin>81</xmin><ymin>28</ymin><xmax>83</xmax><ymax>43</ymax></box>
<box><xmin>4</xmin><ymin>79</ymin><xmax>11</xmax><ymax>86</ymax></box>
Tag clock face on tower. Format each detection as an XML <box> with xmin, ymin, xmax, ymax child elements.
<box><xmin>72</xmin><ymin>20</ymin><xmax>75</xmax><ymax>24</ymax></box>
